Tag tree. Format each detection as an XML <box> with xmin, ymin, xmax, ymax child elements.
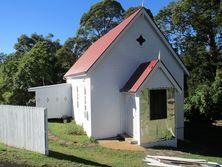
<box><xmin>14</xmin><ymin>33</ymin><xmax>58</xmax><ymax>54</ymax></box>
<box><xmin>55</xmin><ymin>37</ymin><xmax>78</xmax><ymax>80</ymax></box>
<box><xmin>124</xmin><ymin>7</ymin><xmax>153</xmax><ymax>19</ymax></box>
<box><xmin>0</xmin><ymin>53</ymin><xmax>6</xmax><ymax>64</ymax></box>
<box><xmin>0</xmin><ymin>54</ymin><xmax>20</xmax><ymax>104</ymax></box>
<box><xmin>12</xmin><ymin>41</ymin><xmax>60</xmax><ymax>105</ymax></box>
<box><xmin>155</xmin><ymin>0</ymin><xmax>222</xmax><ymax>122</ymax></box>
<box><xmin>184</xmin><ymin>84</ymin><xmax>215</xmax><ymax>123</ymax></box>
<box><xmin>75</xmin><ymin>0</ymin><xmax>125</xmax><ymax>55</ymax></box>
<box><xmin>0</xmin><ymin>34</ymin><xmax>63</xmax><ymax>105</ymax></box>
<box><xmin>211</xmin><ymin>67</ymin><xmax>222</xmax><ymax>119</ymax></box>
<box><xmin>156</xmin><ymin>0</ymin><xmax>222</xmax><ymax>85</ymax></box>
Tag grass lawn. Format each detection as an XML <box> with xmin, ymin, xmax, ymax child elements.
<box><xmin>0</xmin><ymin>121</ymin><xmax>222</xmax><ymax>166</ymax></box>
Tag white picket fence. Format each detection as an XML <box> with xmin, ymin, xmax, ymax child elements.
<box><xmin>0</xmin><ymin>105</ymin><xmax>48</xmax><ymax>155</ymax></box>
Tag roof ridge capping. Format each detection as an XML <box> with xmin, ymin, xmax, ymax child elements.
<box><xmin>64</xmin><ymin>8</ymin><xmax>143</xmax><ymax>78</ymax></box>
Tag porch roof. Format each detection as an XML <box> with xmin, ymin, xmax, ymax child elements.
<box><xmin>121</xmin><ymin>59</ymin><xmax>182</xmax><ymax>94</ymax></box>
<box><xmin>121</xmin><ymin>59</ymin><xmax>159</xmax><ymax>93</ymax></box>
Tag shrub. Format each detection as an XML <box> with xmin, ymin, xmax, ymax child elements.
<box><xmin>185</xmin><ymin>84</ymin><xmax>214</xmax><ymax>123</ymax></box>
<box><xmin>65</xmin><ymin>122</ymin><xmax>85</xmax><ymax>135</ymax></box>
<box><xmin>62</xmin><ymin>115</ymin><xmax>71</xmax><ymax>123</ymax></box>
<box><xmin>89</xmin><ymin>137</ymin><xmax>97</xmax><ymax>143</ymax></box>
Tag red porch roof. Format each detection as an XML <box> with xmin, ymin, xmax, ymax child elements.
<box><xmin>121</xmin><ymin>59</ymin><xmax>159</xmax><ymax>93</ymax></box>
<box><xmin>64</xmin><ymin>8</ymin><xmax>142</xmax><ymax>77</ymax></box>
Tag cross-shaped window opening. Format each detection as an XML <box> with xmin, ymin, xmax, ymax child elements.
<box><xmin>137</xmin><ymin>35</ymin><xmax>146</xmax><ymax>46</ymax></box>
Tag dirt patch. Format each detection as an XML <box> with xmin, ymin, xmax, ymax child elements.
<box><xmin>144</xmin><ymin>147</ymin><xmax>187</xmax><ymax>157</ymax></box>
<box><xmin>48</xmin><ymin>131</ymin><xmax>73</xmax><ymax>146</ymax></box>
<box><xmin>98</xmin><ymin>140</ymin><xmax>145</xmax><ymax>151</ymax></box>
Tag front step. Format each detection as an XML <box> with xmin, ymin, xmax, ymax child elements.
<box><xmin>117</xmin><ymin>133</ymin><xmax>138</xmax><ymax>144</ymax></box>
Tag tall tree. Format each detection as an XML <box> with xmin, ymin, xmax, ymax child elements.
<box><xmin>0</xmin><ymin>34</ymin><xmax>62</xmax><ymax>105</ymax></box>
<box><xmin>0</xmin><ymin>54</ymin><xmax>20</xmax><ymax>104</ymax></box>
<box><xmin>12</xmin><ymin>41</ymin><xmax>59</xmax><ymax>105</ymax></box>
<box><xmin>0</xmin><ymin>53</ymin><xmax>6</xmax><ymax>64</ymax></box>
<box><xmin>155</xmin><ymin>0</ymin><xmax>222</xmax><ymax>122</ymax></box>
<box><xmin>124</xmin><ymin>7</ymin><xmax>153</xmax><ymax>19</ymax></box>
<box><xmin>56</xmin><ymin>37</ymin><xmax>78</xmax><ymax>80</ymax></box>
<box><xmin>75</xmin><ymin>0</ymin><xmax>125</xmax><ymax>55</ymax></box>
<box><xmin>156</xmin><ymin>0</ymin><xmax>222</xmax><ymax>85</ymax></box>
<box><xmin>212</xmin><ymin>67</ymin><xmax>222</xmax><ymax>119</ymax></box>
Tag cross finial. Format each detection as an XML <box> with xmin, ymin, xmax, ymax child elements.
<box><xmin>142</xmin><ymin>0</ymin><xmax>144</xmax><ymax>7</ymax></box>
<box><xmin>158</xmin><ymin>51</ymin><xmax>161</xmax><ymax>60</ymax></box>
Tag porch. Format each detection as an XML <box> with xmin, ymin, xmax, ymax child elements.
<box><xmin>121</xmin><ymin>59</ymin><xmax>182</xmax><ymax>147</ymax></box>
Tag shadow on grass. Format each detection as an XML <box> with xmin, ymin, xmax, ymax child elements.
<box><xmin>151</xmin><ymin>121</ymin><xmax>222</xmax><ymax>158</ymax></box>
<box><xmin>49</xmin><ymin>150</ymin><xmax>111</xmax><ymax>167</ymax></box>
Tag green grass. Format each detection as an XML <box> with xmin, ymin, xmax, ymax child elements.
<box><xmin>0</xmin><ymin>122</ymin><xmax>146</xmax><ymax>167</ymax></box>
<box><xmin>48</xmin><ymin>122</ymin><xmax>91</xmax><ymax>144</ymax></box>
<box><xmin>0</xmin><ymin>122</ymin><xmax>222</xmax><ymax>166</ymax></box>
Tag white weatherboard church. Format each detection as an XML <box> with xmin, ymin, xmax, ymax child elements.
<box><xmin>30</xmin><ymin>8</ymin><xmax>189</xmax><ymax>147</ymax></box>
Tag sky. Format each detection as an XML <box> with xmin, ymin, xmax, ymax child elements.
<box><xmin>0</xmin><ymin>0</ymin><xmax>173</xmax><ymax>54</ymax></box>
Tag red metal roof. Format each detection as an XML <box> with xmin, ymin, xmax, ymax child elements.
<box><xmin>121</xmin><ymin>59</ymin><xmax>159</xmax><ymax>93</ymax></box>
<box><xmin>64</xmin><ymin>8</ymin><xmax>142</xmax><ymax>77</ymax></box>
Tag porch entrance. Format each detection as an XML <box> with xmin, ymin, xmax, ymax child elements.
<box><xmin>126</xmin><ymin>96</ymin><xmax>137</xmax><ymax>138</ymax></box>
<box><xmin>140</xmin><ymin>88</ymin><xmax>176</xmax><ymax>145</ymax></box>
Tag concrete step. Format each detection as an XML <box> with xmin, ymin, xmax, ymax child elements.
<box><xmin>117</xmin><ymin>133</ymin><xmax>138</xmax><ymax>144</ymax></box>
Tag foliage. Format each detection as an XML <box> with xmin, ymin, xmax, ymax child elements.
<box><xmin>0</xmin><ymin>54</ymin><xmax>20</xmax><ymax>104</ymax></box>
<box><xmin>49</xmin><ymin>122</ymin><xmax>91</xmax><ymax>144</ymax></box>
<box><xmin>211</xmin><ymin>67</ymin><xmax>222</xmax><ymax>119</ymax></box>
<box><xmin>0</xmin><ymin>34</ymin><xmax>76</xmax><ymax>105</ymax></box>
<box><xmin>65</xmin><ymin>122</ymin><xmax>85</xmax><ymax>135</ymax></box>
<box><xmin>75</xmin><ymin>0</ymin><xmax>125</xmax><ymax>55</ymax></box>
<box><xmin>79</xmin><ymin>0</ymin><xmax>124</xmax><ymax>38</ymax></box>
<box><xmin>155</xmin><ymin>0</ymin><xmax>222</xmax><ymax>122</ymax></box>
<box><xmin>62</xmin><ymin>115</ymin><xmax>72</xmax><ymax>123</ymax></box>
<box><xmin>89</xmin><ymin>137</ymin><xmax>97</xmax><ymax>143</ymax></box>
<box><xmin>124</xmin><ymin>7</ymin><xmax>153</xmax><ymax>19</ymax></box>
<box><xmin>0</xmin><ymin>53</ymin><xmax>6</xmax><ymax>64</ymax></box>
<box><xmin>0</xmin><ymin>1</ymin><xmax>155</xmax><ymax>105</ymax></box>
<box><xmin>184</xmin><ymin>84</ymin><xmax>215</xmax><ymax>123</ymax></box>
<box><xmin>55</xmin><ymin>38</ymin><xmax>77</xmax><ymax>79</ymax></box>
<box><xmin>1</xmin><ymin>122</ymin><xmax>222</xmax><ymax>166</ymax></box>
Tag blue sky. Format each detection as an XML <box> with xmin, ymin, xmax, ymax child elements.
<box><xmin>0</xmin><ymin>0</ymin><xmax>173</xmax><ymax>54</ymax></box>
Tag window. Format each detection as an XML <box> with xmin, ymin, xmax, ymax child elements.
<box><xmin>136</xmin><ymin>35</ymin><xmax>146</xmax><ymax>46</ymax></box>
<box><xmin>84</xmin><ymin>86</ymin><xmax>88</xmax><ymax>120</ymax></box>
<box><xmin>76</xmin><ymin>86</ymin><xmax>79</xmax><ymax>108</ymax></box>
<box><xmin>84</xmin><ymin>86</ymin><xmax>87</xmax><ymax>111</ymax></box>
<box><xmin>150</xmin><ymin>89</ymin><xmax>167</xmax><ymax>120</ymax></box>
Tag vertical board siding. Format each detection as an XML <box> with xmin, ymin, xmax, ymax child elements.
<box><xmin>30</xmin><ymin>83</ymin><xmax>72</xmax><ymax>119</ymax></box>
<box><xmin>0</xmin><ymin>105</ymin><xmax>48</xmax><ymax>155</ymax></box>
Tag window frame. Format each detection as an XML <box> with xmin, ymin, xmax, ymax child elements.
<box><xmin>84</xmin><ymin>86</ymin><xmax>87</xmax><ymax>111</ymax></box>
<box><xmin>76</xmin><ymin>86</ymin><xmax>79</xmax><ymax>109</ymax></box>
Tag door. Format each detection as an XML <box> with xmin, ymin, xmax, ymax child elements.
<box><xmin>127</xmin><ymin>96</ymin><xmax>134</xmax><ymax>137</ymax></box>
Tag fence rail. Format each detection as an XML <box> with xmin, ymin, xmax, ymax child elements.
<box><xmin>0</xmin><ymin>105</ymin><xmax>48</xmax><ymax>154</ymax></box>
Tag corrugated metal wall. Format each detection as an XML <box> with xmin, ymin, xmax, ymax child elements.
<box><xmin>0</xmin><ymin>105</ymin><xmax>48</xmax><ymax>154</ymax></box>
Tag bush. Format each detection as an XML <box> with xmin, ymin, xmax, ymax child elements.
<box><xmin>62</xmin><ymin>115</ymin><xmax>72</xmax><ymax>123</ymax></box>
<box><xmin>185</xmin><ymin>84</ymin><xmax>215</xmax><ymax>123</ymax></box>
<box><xmin>65</xmin><ymin>122</ymin><xmax>85</xmax><ymax>135</ymax></box>
<box><xmin>89</xmin><ymin>137</ymin><xmax>97</xmax><ymax>143</ymax></box>
<box><xmin>185</xmin><ymin>69</ymin><xmax>222</xmax><ymax>123</ymax></box>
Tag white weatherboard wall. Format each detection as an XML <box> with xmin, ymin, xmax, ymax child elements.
<box><xmin>67</xmin><ymin>77</ymin><xmax>91</xmax><ymax>136</ymax></box>
<box><xmin>0</xmin><ymin>105</ymin><xmax>48</xmax><ymax>155</ymax></box>
<box><xmin>29</xmin><ymin>83</ymin><xmax>72</xmax><ymax>119</ymax></box>
<box><xmin>89</xmin><ymin>13</ymin><xmax>184</xmax><ymax>139</ymax></box>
